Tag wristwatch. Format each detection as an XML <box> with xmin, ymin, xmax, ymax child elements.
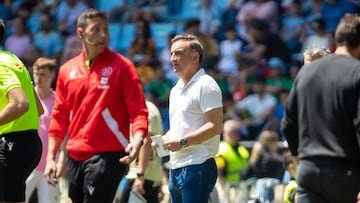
<box><xmin>136</xmin><ymin>172</ymin><xmax>144</xmax><ymax>178</ymax></box>
<box><xmin>180</xmin><ymin>138</ymin><xmax>188</xmax><ymax>148</ymax></box>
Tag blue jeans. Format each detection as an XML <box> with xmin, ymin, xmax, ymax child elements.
<box><xmin>168</xmin><ymin>158</ymin><xmax>217</xmax><ymax>203</ymax></box>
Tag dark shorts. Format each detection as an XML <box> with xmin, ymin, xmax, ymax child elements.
<box><xmin>0</xmin><ymin>130</ymin><xmax>42</xmax><ymax>202</ymax></box>
<box><xmin>67</xmin><ymin>151</ymin><xmax>128</xmax><ymax>203</ymax></box>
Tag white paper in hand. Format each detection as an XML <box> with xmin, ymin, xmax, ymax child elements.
<box><xmin>151</xmin><ymin>134</ymin><xmax>169</xmax><ymax>157</ymax></box>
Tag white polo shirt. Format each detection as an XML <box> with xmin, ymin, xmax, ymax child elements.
<box><xmin>168</xmin><ymin>68</ymin><xmax>223</xmax><ymax>169</ymax></box>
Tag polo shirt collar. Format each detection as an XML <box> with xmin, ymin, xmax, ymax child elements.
<box><xmin>178</xmin><ymin>68</ymin><xmax>205</xmax><ymax>89</ymax></box>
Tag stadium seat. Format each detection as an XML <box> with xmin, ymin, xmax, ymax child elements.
<box><xmin>94</xmin><ymin>0</ymin><xmax>123</xmax><ymax>12</ymax></box>
<box><xmin>165</xmin><ymin>0</ymin><xmax>201</xmax><ymax>22</ymax></box>
<box><xmin>108</xmin><ymin>23</ymin><xmax>122</xmax><ymax>52</ymax></box>
<box><xmin>118</xmin><ymin>23</ymin><xmax>136</xmax><ymax>53</ymax></box>
<box><xmin>151</xmin><ymin>23</ymin><xmax>177</xmax><ymax>51</ymax></box>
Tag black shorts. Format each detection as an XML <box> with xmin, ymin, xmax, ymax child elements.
<box><xmin>67</xmin><ymin>151</ymin><xmax>128</xmax><ymax>203</ymax></box>
<box><xmin>0</xmin><ymin>130</ymin><xmax>42</xmax><ymax>202</ymax></box>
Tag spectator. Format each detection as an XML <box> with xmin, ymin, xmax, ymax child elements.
<box><xmin>282</xmin><ymin>150</ymin><xmax>298</xmax><ymax>203</ymax></box>
<box><xmin>56</xmin><ymin>0</ymin><xmax>88</xmax><ymax>36</ymax></box>
<box><xmin>130</xmin><ymin>0</ymin><xmax>169</xmax><ymax>23</ymax></box>
<box><xmin>199</xmin><ymin>0</ymin><xmax>221</xmax><ymax>37</ymax></box>
<box><xmin>44</xmin><ymin>9</ymin><xmax>148</xmax><ymax>203</ymax></box>
<box><xmin>183</xmin><ymin>18</ymin><xmax>220</xmax><ymax>68</ymax></box>
<box><xmin>216</xmin><ymin>0</ymin><xmax>244</xmax><ymax>42</ymax></box>
<box><xmin>127</xmin><ymin>18</ymin><xmax>156</xmax><ymax>67</ymax></box>
<box><xmin>0</xmin><ymin>18</ymin><xmax>44</xmax><ymax>203</ymax></box>
<box><xmin>4</xmin><ymin>17</ymin><xmax>32</xmax><ymax>60</ymax></box>
<box><xmin>245</xmin><ymin>130</ymin><xmax>284</xmax><ymax>202</ymax></box>
<box><xmin>234</xmin><ymin>75</ymin><xmax>277</xmax><ymax>140</ymax></box>
<box><xmin>218</xmin><ymin>24</ymin><xmax>244</xmax><ymax>76</ymax></box>
<box><xmin>120</xmin><ymin>100</ymin><xmax>164</xmax><ymax>203</ymax></box>
<box><xmin>280</xmin><ymin>0</ymin><xmax>306</xmax><ymax>54</ymax></box>
<box><xmin>25</xmin><ymin>57</ymin><xmax>59</xmax><ymax>203</ymax></box>
<box><xmin>33</xmin><ymin>11</ymin><xmax>63</xmax><ymax>60</ymax></box>
<box><xmin>301</xmin><ymin>18</ymin><xmax>334</xmax><ymax>55</ymax></box>
<box><xmin>321</xmin><ymin>0</ymin><xmax>358</xmax><ymax>33</ymax></box>
<box><xmin>247</xmin><ymin>130</ymin><xmax>284</xmax><ymax>180</ymax></box>
<box><xmin>160</xmin><ymin>34</ymin><xmax>223</xmax><ymax>203</ymax></box>
<box><xmin>282</xmin><ymin>13</ymin><xmax>360</xmax><ymax>203</ymax></box>
<box><xmin>215</xmin><ymin>119</ymin><xmax>250</xmax><ymax>203</ymax></box>
<box><xmin>146</xmin><ymin>63</ymin><xmax>174</xmax><ymax>132</ymax></box>
<box><xmin>0</xmin><ymin>0</ymin><xmax>11</xmax><ymax>23</ymax></box>
<box><xmin>108</xmin><ymin>0</ymin><xmax>168</xmax><ymax>23</ymax></box>
<box><xmin>22</xmin><ymin>44</ymin><xmax>44</xmax><ymax>70</ymax></box>
<box><xmin>27</xmin><ymin>0</ymin><xmax>46</xmax><ymax>34</ymax></box>
<box><xmin>236</xmin><ymin>18</ymin><xmax>291</xmax><ymax>71</ymax></box>
<box><xmin>265</xmin><ymin>57</ymin><xmax>293</xmax><ymax>98</ymax></box>
<box><xmin>236</xmin><ymin>0</ymin><xmax>279</xmax><ymax>40</ymax></box>
<box><xmin>59</xmin><ymin>33</ymin><xmax>82</xmax><ymax>65</ymax></box>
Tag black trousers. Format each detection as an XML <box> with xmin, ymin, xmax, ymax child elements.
<box><xmin>297</xmin><ymin>158</ymin><xmax>360</xmax><ymax>203</ymax></box>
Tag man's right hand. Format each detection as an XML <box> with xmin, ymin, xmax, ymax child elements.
<box><xmin>44</xmin><ymin>159</ymin><xmax>59</xmax><ymax>186</ymax></box>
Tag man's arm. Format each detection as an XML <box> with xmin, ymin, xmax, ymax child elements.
<box><xmin>44</xmin><ymin>136</ymin><xmax>63</xmax><ymax>186</ymax></box>
<box><xmin>164</xmin><ymin>107</ymin><xmax>223</xmax><ymax>152</ymax></box>
<box><xmin>0</xmin><ymin>87</ymin><xmax>29</xmax><ymax>125</ymax></box>
<box><xmin>34</xmin><ymin>89</ymin><xmax>44</xmax><ymax>116</ymax></box>
<box><xmin>185</xmin><ymin>107</ymin><xmax>223</xmax><ymax>145</ymax></box>
<box><xmin>132</xmin><ymin>134</ymin><xmax>153</xmax><ymax>195</ymax></box>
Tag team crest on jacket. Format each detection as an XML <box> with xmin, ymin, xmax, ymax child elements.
<box><xmin>98</xmin><ymin>66</ymin><xmax>112</xmax><ymax>89</ymax></box>
<box><xmin>102</xmin><ymin>66</ymin><xmax>113</xmax><ymax>76</ymax></box>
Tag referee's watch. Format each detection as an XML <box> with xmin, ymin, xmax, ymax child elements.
<box><xmin>180</xmin><ymin>138</ymin><xmax>188</xmax><ymax>148</ymax></box>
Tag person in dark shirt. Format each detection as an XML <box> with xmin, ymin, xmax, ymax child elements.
<box><xmin>282</xmin><ymin>13</ymin><xmax>360</xmax><ymax>203</ymax></box>
<box><xmin>236</xmin><ymin>18</ymin><xmax>291</xmax><ymax>66</ymax></box>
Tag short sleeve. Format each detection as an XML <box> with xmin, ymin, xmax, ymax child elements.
<box><xmin>0</xmin><ymin>65</ymin><xmax>21</xmax><ymax>95</ymax></box>
<box><xmin>199</xmin><ymin>77</ymin><xmax>223</xmax><ymax>113</ymax></box>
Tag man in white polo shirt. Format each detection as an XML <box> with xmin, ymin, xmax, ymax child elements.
<box><xmin>160</xmin><ymin>34</ymin><xmax>223</xmax><ymax>203</ymax></box>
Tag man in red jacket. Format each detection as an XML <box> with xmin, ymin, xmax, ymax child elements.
<box><xmin>44</xmin><ymin>9</ymin><xmax>148</xmax><ymax>203</ymax></box>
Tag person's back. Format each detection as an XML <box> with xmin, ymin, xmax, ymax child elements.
<box><xmin>282</xmin><ymin>13</ymin><xmax>360</xmax><ymax>203</ymax></box>
<box><xmin>293</xmin><ymin>54</ymin><xmax>360</xmax><ymax>160</ymax></box>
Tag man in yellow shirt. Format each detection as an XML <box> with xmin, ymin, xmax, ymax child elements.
<box><xmin>0</xmin><ymin>18</ymin><xmax>43</xmax><ymax>203</ymax></box>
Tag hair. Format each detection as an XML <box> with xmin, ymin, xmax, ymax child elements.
<box><xmin>77</xmin><ymin>8</ymin><xmax>108</xmax><ymax>29</ymax></box>
<box><xmin>225</xmin><ymin>24</ymin><xmax>237</xmax><ymax>33</ymax></box>
<box><xmin>335</xmin><ymin>13</ymin><xmax>360</xmax><ymax>49</ymax></box>
<box><xmin>303</xmin><ymin>45</ymin><xmax>331</xmax><ymax>58</ymax></box>
<box><xmin>171</xmin><ymin>34</ymin><xmax>204</xmax><ymax>65</ymax></box>
<box><xmin>183</xmin><ymin>18</ymin><xmax>201</xmax><ymax>31</ymax></box>
<box><xmin>311</xmin><ymin>18</ymin><xmax>326</xmax><ymax>31</ymax></box>
<box><xmin>0</xmin><ymin>18</ymin><xmax>4</xmax><ymax>44</ymax></box>
<box><xmin>254</xmin><ymin>74</ymin><xmax>266</xmax><ymax>84</ymax></box>
<box><xmin>32</xmin><ymin>57</ymin><xmax>57</xmax><ymax>72</ymax></box>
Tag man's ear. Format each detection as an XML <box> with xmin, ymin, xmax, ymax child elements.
<box><xmin>77</xmin><ymin>27</ymin><xmax>84</xmax><ymax>39</ymax></box>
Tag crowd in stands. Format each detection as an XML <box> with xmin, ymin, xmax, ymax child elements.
<box><xmin>1</xmin><ymin>0</ymin><xmax>360</xmax><ymax>202</ymax></box>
